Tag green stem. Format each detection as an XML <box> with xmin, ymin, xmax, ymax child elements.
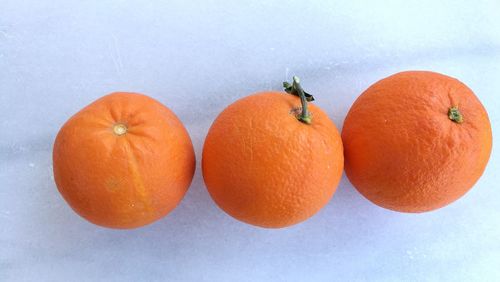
<box><xmin>292</xmin><ymin>76</ymin><xmax>311</xmax><ymax>124</ymax></box>
<box><xmin>283</xmin><ymin>76</ymin><xmax>312</xmax><ymax>124</ymax></box>
<box><xmin>448</xmin><ymin>106</ymin><xmax>464</xmax><ymax>124</ymax></box>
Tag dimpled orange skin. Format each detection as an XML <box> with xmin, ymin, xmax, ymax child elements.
<box><xmin>202</xmin><ymin>92</ymin><xmax>344</xmax><ymax>228</ymax></box>
<box><xmin>53</xmin><ymin>92</ymin><xmax>195</xmax><ymax>229</ymax></box>
<box><xmin>342</xmin><ymin>71</ymin><xmax>492</xmax><ymax>213</ymax></box>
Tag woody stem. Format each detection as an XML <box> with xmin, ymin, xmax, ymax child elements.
<box><xmin>292</xmin><ymin>76</ymin><xmax>311</xmax><ymax>124</ymax></box>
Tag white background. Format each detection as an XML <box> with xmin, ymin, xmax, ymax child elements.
<box><xmin>1</xmin><ymin>1</ymin><xmax>499</xmax><ymax>281</ymax></box>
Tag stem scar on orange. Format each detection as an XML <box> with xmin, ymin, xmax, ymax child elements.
<box><xmin>202</xmin><ymin>77</ymin><xmax>344</xmax><ymax>228</ymax></box>
<box><xmin>342</xmin><ymin>71</ymin><xmax>492</xmax><ymax>213</ymax></box>
<box><xmin>53</xmin><ymin>92</ymin><xmax>195</xmax><ymax>229</ymax></box>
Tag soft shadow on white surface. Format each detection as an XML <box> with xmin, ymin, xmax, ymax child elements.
<box><xmin>1</xmin><ymin>1</ymin><xmax>500</xmax><ymax>281</ymax></box>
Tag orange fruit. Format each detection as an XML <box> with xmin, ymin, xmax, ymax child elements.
<box><xmin>202</xmin><ymin>77</ymin><xmax>344</xmax><ymax>228</ymax></box>
<box><xmin>342</xmin><ymin>71</ymin><xmax>492</xmax><ymax>212</ymax></box>
<box><xmin>53</xmin><ymin>92</ymin><xmax>195</xmax><ymax>228</ymax></box>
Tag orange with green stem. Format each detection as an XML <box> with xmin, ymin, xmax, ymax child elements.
<box><xmin>202</xmin><ymin>77</ymin><xmax>344</xmax><ymax>228</ymax></box>
<box><xmin>342</xmin><ymin>71</ymin><xmax>492</xmax><ymax>212</ymax></box>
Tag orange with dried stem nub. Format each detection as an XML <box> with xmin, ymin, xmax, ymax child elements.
<box><xmin>53</xmin><ymin>92</ymin><xmax>195</xmax><ymax>229</ymax></box>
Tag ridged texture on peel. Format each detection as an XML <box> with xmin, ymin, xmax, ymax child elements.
<box><xmin>53</xmin><ymin>92</ymin><xmax>195</xmax><ymax>228</ymax></box>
